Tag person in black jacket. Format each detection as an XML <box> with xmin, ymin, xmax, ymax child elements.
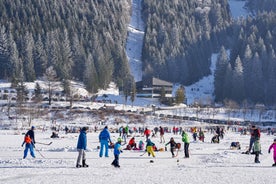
<box><xmin>26</xmin><ymin>126</ymin><xmax>36</xmax><ymax>144</ymax></box>
<box><xmin>165</xmin><ymin>137</ymin><xmax>177</xmax><ymax>157</ymax></box>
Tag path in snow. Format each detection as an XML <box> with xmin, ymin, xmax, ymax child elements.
<box><xmin>126</xmin><ymin>0</ymin><xmax>144</xmax><ymax>82</ymax></box>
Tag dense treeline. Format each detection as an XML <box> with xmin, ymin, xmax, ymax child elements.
<box><xmin>245</xmin><ymin>0</ymin><xmax>276</xmax><ymax>13</ymax></box>
<box><xmin>141</xmin><ymin>0</ymin><xmax>232</xmax><ymax>85</ymax></box>
<box><xmin>215</xmin><ymin>12</ymin><xmax>276</xmax><ymax>106</ymax></box>
<box><xmin>213</xmin><ymin>1</ymin><xmax>276</xmax><ymax>106</ymax></box>
<box><xmin>0</xmin><ymin>0</ymin><xmax>133</xmax><ymax>93</ymax></box>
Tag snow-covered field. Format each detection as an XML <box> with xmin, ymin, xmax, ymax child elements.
<box><xmin>2</xmin><ymin>2</ymin><xmax>275</xmax><ymax>184</ymax></box>
<box><xmin>0</xmin><ymin>125</ymin><xmax>275</xmax><ymax>184</ymax></box>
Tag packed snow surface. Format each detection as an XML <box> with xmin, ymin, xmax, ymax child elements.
<box><xmin>0</xmin><ymin>126</ymin><xmax>275</xmax><ymax>184</ymax></box>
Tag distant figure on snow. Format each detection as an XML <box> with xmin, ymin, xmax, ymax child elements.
<box><xmin>76</xmin><ymin>127</ymin><xmax>89</xmax><ymax>168</ymax></box>
<box><xmin>22</xmin><ymin>134</ymin><xmax>35</xmax><ymax>159</ymax></box>
<box><xmin>165</xmin><ymin>137</ymin><xmax>177</xmax><ymax>158</ymax></box>
<box><xmin>182</xmin><ymin>131</ymin><xmax>190</xmax><ymax>158</ymax></box>
<box><xmin>22</xmin><ymin>126</ymin><xmax>36</xmax><ymax>159</ymax></box>
<box><xmin>268</xmin><ymin>138</ymin><xmax>276</xmax><ymax>166</ymax></box>
<box><xmin>111</xmin><ymin>137</ymin><xmax>123</xmax><ymax>168</ymax></box>
<box><xmin>99</xmin><ymin>126</ymin><xmax>112</xmax><ymax>157</ymax></box>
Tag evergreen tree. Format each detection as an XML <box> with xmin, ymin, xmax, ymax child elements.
<box><xmin>43</xmin><ymin>66</ymin><xmax>58</xmax><ymax>105</ymax></box>
<box><xmin>34</xmin><ymin>34</ymin><xmax>47</xmax><ymax>77</ymax></box>
<box><xmin>0</xmin><ymin>26</ymin><xmax>9</xmax><ymax>79</ymax></box>
<box><xmin>232</xmin><ymin>56</ymin><xmax>245</xmax><ymax>103</ymax></box>
<box><xmin>175</xmin><ymin>86</ymin><xmax>185</xmax><ymax>105</ymax></box>
<box><xmin>130</xmin><ymin>82</ymin><xmax>136</xmax><ymax>107</ymax></box>
<box><xmin>251</xmin><ymin>52</ymin><xmax>264</xmax><ymax>103</ymax></box>
<box><xmin>22</xmin><ymin>32</ymin><xmax>36</xmax><ymax>82</ymax></box>
<box><xmin>214</xmin><ymin>46</ymin><xmax>228</xmax><ymax>102</ymax></box>
<box><xmin>33</xmin><ymin>82</ymin><xmax>43</xmax><ymax>103</ymax></box>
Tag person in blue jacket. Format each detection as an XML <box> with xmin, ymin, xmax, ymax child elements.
<box><xmin>76</xmin><ymin>127</ymin><xmax>88</xmax><ymax>168</ymax></box>
<box><xmin>111</xmin><ymin>137</ymin><xmax>123</xmax><ymax>168</ymax></box>
<box><xmin>99</xmin><ymin>126</ymin><xmax>112</xmax><ymax>157</ymax></box>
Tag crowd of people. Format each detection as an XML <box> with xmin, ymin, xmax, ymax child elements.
<box><xmin>21</xmin><ymin>124</ymin><xmax>276</xmax><ymax>168</ymax></box>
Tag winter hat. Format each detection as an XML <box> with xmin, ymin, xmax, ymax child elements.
<box><xmin>274</xmin><ymin>138</ymin><xmax>276</xmax><ymax>142</ymax></box>
<box><xmin>31</xmin><ymin>126</ymin><xmax>35</xmax><ymax>129</ymax></box>
<box><xmin>82</xmin><ymin>127</ymin><xmax>88</xmax><ymax>131</ymax></box>
<box><xmin>117</xmin><ymin>137</ymin><xmax>122</xmax><ymax>142</ymax></box>
<box><xmin>105</xmin><ymin>126</ymin><xmax>108</xmax><ymax>129</ymax></box>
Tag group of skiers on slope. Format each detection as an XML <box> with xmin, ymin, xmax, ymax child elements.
<box><xmin>21</xmin><ymin>124</ymin><xmax>276</xmax><ymax>168</ymax></box>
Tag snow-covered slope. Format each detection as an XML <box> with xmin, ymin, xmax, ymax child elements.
<box><xmin>126</xmin><ymin>0</ymin><xmax>144</xmax><ymax>82</ymax></box>
<box><xmin>125</xmin><ymin>0</ymin><xmax>250</xmax><ymax>105</ymax></box>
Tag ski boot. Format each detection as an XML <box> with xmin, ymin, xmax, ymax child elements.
<box><xmin>76</xmin><ymin>164</ymin><xmax>82</xmax><ymax>168</ymax></box>
<box><xmin>255</xmin><ymin>160</ymin><xmax>260</xmax><ymax>163</ymax></box>
<box><xmin>272</xmin><ymin>163</ymin><xmax>276</xmax><ymax>167</ymax></box>
<box><xmin>82</xmin><ymin>160</ymin><xmax>89</xmax><ymax>167</ymax></box>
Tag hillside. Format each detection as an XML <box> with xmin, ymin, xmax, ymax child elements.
<box><xmin>1</xmin><ymin>0</ymin><xmax>276</xmax><ymax>106</ymax></box>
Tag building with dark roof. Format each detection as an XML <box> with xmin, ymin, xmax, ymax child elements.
<box><xmin>136</xmin><ymin>77</ymin><xmax>173</xmax><ymax>98</ymax></box>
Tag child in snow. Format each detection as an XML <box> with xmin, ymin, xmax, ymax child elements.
<box><xmin>111</xmin><ymin>137</ymin><xmax>123</xmax><ymax>168</ymax></box>
<box><xmin>268</xmin><ymin>138</ymin><xmax>276</xmax><ymax>166</ymax></box>
<box><xmin>76</xmin><ymin>127</ymin><xmax>88</xmax><ymax>168</ymax></box>
<box><xmin>128</xmin><ymin>137</ymin><xmax>137</xmax><ymax>150</ymax></box>
<box><xmin>165</xmin><ymin>137</ymin><xmax>177</xmax><ymax>157</ymax></box>
<box><xmin>254</xmin><ymin>139</ymin><xmax>261</xmax><ymax>163</ymax></box>
<box><xmin>22</xmin><ymin>134</ymin><xmax>35</xmax><ymax>159</ymax></box>
<box><xmin>198</xmin><ymin>128</ymin><xmax>205</xmax><ymax>142</ymax></box>
<box><xmin>138</xmin><ymin>140</ymin><xmax>144</xmax><ymax>150</ymax></box>
<box><xmin>146</xmin><ymin>139</ymin><xmax>155</xmax><ymax>157</ymax></box>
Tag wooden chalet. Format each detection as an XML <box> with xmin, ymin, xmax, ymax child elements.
<box><xmin>136</xmin><ymin>77</ymin><xmax>173</xmax><ymax>98</ymax></box>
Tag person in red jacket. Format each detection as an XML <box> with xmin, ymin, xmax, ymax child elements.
<box><xmin>128</xmin><ymin>137</ymin><xmax>137</xmax><ymax>149</ymax></box>
<box><xmin>160</xmin><ymin>126</ymin><xmax>165</xmax><ymax>143</ymax></box>
<box><xmin>144</xmin><ymin>128</ymin><xmax>151</xmax><ymax>141</ymax></box>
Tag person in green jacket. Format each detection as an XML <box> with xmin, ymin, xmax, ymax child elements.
<box><xmin>182</xmin><ymin>130</ymin><xmax>190</xmax><ymax>158</ymax></box>
<box><xmin>254</xmin><ymin>139</ymin><xmax>261</xmax><ymax>163</ymax></box>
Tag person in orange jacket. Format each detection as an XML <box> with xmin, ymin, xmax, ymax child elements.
<box><xmin>22</xmin><ymin>134</ymin><xmax>35</xmax><ymax>159</ymax></box>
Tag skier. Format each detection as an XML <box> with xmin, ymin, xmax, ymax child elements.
<box><xmin>111</xmin><ymin>137</ymin><xmax>123</xmax><ymax>168</ymax></box>
<box><xmin>146</xmin><ymin>139</ymin><xmax>155</xmax><ymax>157</ymax></box>
<box><xmin>99</xmin><ymin>126</ymin><xmax>112</xmax><ymax>157</ymax></box>
<box><xmin>76</xmin><ymin>127</ymin><xmax>89</xmax><ymax>168</ymax></box>
<box><xmin>182</xmin><ymin>130</ymin><xmax>190</xmax><ymax>158</ymax></box>
<box><xmin>268</xmin><ymin>138</ymin><xmax>276</xmax><ymax>166</ymax></box>
<box><xmin>165</xmin><ymin>137</ymin><xmax>177</xmax><ymax>158</ymax></box>
<box><xmin>22</xmin><ymin>134</ymin><xmax>35</xmax><ymax>159</ymax></box>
